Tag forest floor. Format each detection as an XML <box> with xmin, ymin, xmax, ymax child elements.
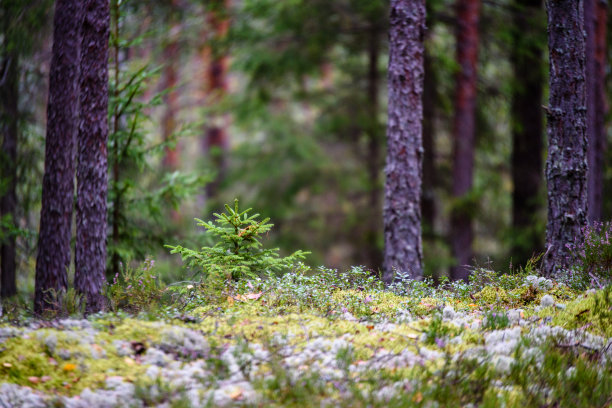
<box><xmin>0</xmin><ymin>267</ymin><xmax>611</xmax><ymax>407</ymax></box>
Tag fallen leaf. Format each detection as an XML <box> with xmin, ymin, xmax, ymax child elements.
<box><xmin>62</xmin><ymin>363</ymin><xmax>77</xmax><ymax>372</ymax></box>
<box><xmin>366</xmin><ymin>325</ymin><xmax>374</xmax><ymax>331</ymax></box>
<box><xmin>41</xmin><ymin>376</ymin><xmax>51</xmax><ymax>383</ymax></box>
<box><xmin>28</xmin><ymin>376</ymin><xmax>40</xmax><ymax>384</ymax></box>
<box><xmin>245</xmin><ymin>292</ymin><xmax>263</xmax><ymax>300</ymax></box>
<box><xmin>123</xmin><ymin>357</ymin><xmax>135</xmax><ymax>366</ymax></box>
<box><xmin>2</xmin><ymin>363</ymin><xmax>12</xmax><ymax>368</ymax></box>
<box><xmin>407</xmin><ymin>333</ymin><xmax>418</xmax><ymax>339</ymax></box>
<box><xmin>227</xmin><ymin>296</ymin><xmax>235</xmax><ymax>306</ymax></box>
<box><xmin>413</xmin><ymin>392</ymin><xmax>423</xmax><ymax>403</ymax></box>
<box><xmin>230</xmin><ymin>388</ymin><xmax>243</xmax><ymax>400</ymax></box>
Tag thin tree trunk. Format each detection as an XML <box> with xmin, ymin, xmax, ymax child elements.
<box><xmin>364</xmin><ymin>23</ymin><xmax>383</xmax><ymax>271</ymax></box>
<box><xmin>542</xmin><ymin>0</ymin><xmax>587</xmax><ymax>276</ymax></box>
<box><xmin>450</xmin><ymin>0</ymin><xmax>481</xmax><ymax>281</ymax></box>
<box><xmin>75</xmin><ymin>0</ymin><xmax>110</xmax><ymax>314</ymax></box>
<box><xmin>0</xmin><ymin>52</ymin><xmax>18</xmax><ymax>298</ymax></box>
<box><xmin>383</xmin><ymin>0</ymin><xmax>425</xmax><ymax>282</ymax></box>
<box><xmin>162</xmin><ymin>31</ymin><xmax>180</xmax><ymax>170</ymax></box>
<box><xmin>203</xmin><ymin>0</ymin><xmax>229</xmax><ymax>199</ymax></box>
<box><xmin>510</xmin><ymin>0</ymin><xmax>545</xmax><ymax>266</ymax></box>
<box><xmin>35</xmin><ymin>0</ymin><xmax>82</xmax><ymax>314</ymax></box>
<box><xmin>586</xmin><ymin>0</ymin><xmax>608</xmax><ymax>222</ymax></box>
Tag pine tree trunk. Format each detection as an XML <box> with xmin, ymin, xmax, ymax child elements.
<box><xmin>0</xmin><ymin>52</ymin><xmax>18</xmax><ymax>298</ymax></box>
<box><xmin>383</xmin><ymin>0</ymin><xmax>425</xmax><ymax>282</ymax></box>
<box><xmin>586</xmin><ymin>0</ymin><xmax>607</xmax><ymax>222</ymax></box>
<box><xmin>450</xmin><ymin>0</ymin><xmax>481</xmax><ymax>281</ymax></box>
<box><xmin>203</xmin><ymin>0</ymin><xmax>229</xmax><ymax>199</ymax></box>
<box><xmin>542</xmin><ymin>0</ymin><xmax>588</xmax><ymax>277</ymax></box>
<box><xmin>35</xmin><ymin>0</ymin><xmax>82</xmax><ymax>314</ymax></box>
<box><xmin>75</xmin><ymin>0</ymin><xmax>110</xmax><ymax>314</ymax></box>
<box><xmin>510</xmin><ymin>0</ymin><xmax>545</xmax><ymax>266</ymax></box>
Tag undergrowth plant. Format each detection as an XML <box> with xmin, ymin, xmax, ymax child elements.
<box><xmin>167</xmin><ymin>199</ymin><xmax>309</xmax><ymax>287</ymax></box>
<box><xmin>105</xmin><ymin>259</ymin><xmax>165</xmax><ymax>313</ymax></box>
<box><xmin>564</xmin><ymin>222</ymin><xmax>612</xmax><ymax>288</ymax></box>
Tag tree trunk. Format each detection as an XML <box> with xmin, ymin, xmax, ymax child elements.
<box><xmin>0</xmin><ymin>52</ymin><xmax>18</xmax><ymax>298</ymax></box>
<box><xmin>162</xmin><ymin>30</ymin><xmax>180</xmax><ymax>170</ymax></box>
<box><xmin>510</xmin><ymin>0</ymin><xmax>545</xmax><ymax>267</ymax></box>
<box><xmin>542</xmin><ymin>0</ymin><xmax>587</xmax><ymax>276</ymax></box>
<box><xmin>35</xmin><ymin>0</ymin><xmax>82</xmax><ymax>314</ymax></box>
<box><xmin>75</xmin><ymin>0</ymin><xmax>110</xmax><ymax>314</ymax></box>
<box><xmin>450</xmin><ymin>0</ymin><xmax>481</xmax><ymax>281</ymax></box>
<box><xmin>586</xmin><ymin>0</ymin><xmax>607</xmax><ymax>222</ymax></box>
<box><xmin>383</xmin><ymin>0</ymin><xmax>425</xmax><ymax>282</ymax></box>
<box><xmin>203</xmin><ymin>0</ymin><xmax>230</xmax><ymax>199</ymax></box>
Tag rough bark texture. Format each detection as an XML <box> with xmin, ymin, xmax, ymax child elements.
<box><xmin>383</xmin><ymin>0</ymin><xmax>425</xmax><ymax>282</ymax></box>
<box><xmin>204</xmin><ymin>0</ymin><xmax>229</xmax><ymax>198</ymax></box>
<box><xmin>75</xmin><ymin>0</ymin><xmax>110</xmax><ymax>314</ymax></box>
<box><xmin>0</xmin><ymin>52</ymin><xmax>18</xmax><ymax>298</ymax></box>
<box><xmin>586</xmin><ymin>0</ymin><xmax>608</xmax><ymax>222</ymax></box>
<box><xmin>542</xmin><ymin>0</ymin><xmax>588</xmax><ymax>276</ymax></box>
<box><xmin>510</xmin><ymin>0</ymin><xmax>545</xmax><ymax>266</ymax></box>
<box><xmin>35</xmin><ymin>0</ymin><xmax>82</xmax><ymax>314</ymax></box>
<box><xmin>450</xmin><ymin>0</ymin><xmax>480</xmax><ymax>281</ymax></box>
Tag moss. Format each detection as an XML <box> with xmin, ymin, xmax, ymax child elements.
<box><xmin>474</xmin><ymin>286</ymin><xmax>510</xmax><ymax>305</ymax></box>
<box><xmin>549</xmin><ymin>290</ymin><xmax>612</xmax><ymax>337</ymax></box>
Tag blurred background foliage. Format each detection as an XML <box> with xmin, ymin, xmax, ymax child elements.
<box><xmin>1</xmin><ymin>0</ymin><xmax>610</xmax><ymax>292</ymax></box>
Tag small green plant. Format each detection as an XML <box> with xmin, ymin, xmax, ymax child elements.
<box><xmin>167</xmin><ymin>199</ymin><xmax>308</xmax><ymax>286</ymax></box>
<box><xmin>482</xmin><ymin>309</ymin><xmax>510</xmax><ymax>330</ymax></box>
<box><xmin>105</xmin><ymin>259</ymin><xmax>164</xmax><ymax>313</ymax></box>
<box><xmin>565</xmin><ymin>222</ymin><xmax>612</xmax><ymax>288</ymax></box>
<box><xmin>40</xmin><ymin>288</ymin><xmax>85</xmax><ymax>319</ymax></box>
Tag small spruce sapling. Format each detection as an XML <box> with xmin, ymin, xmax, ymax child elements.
<box><xmin>167</xmin><ymin>199</ymin><xmax>308</xmax><ymax>284</ymax></box>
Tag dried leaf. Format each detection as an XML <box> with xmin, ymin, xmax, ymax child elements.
<box><xmin>28</xmin><ymin>376</ymin><xmax>40</xmax><ymax>384</ymax></box>
<box><xmin>229</xmin><ymin>388</ymin><xmax>243</xmax><ymax>400</ymax></box>
<box><xmin>2</xmin><ymin>363</ymin><xmax>12</xmax><ymax>368</ymax></box>
<box><xmin>62</xmin><ymin>363</ymin><xmax>77</xmax><ymax>372</ymax></box>
<box><xmin>245</xmin><ymin>292</ymin><xmax>263</xmax><ymax>300</ymax></box>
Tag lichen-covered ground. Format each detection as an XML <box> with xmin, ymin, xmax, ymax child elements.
<box><xmin>1</xmin><ymin>268</ymin><xmax>611</xmax><ymax>407</ymax></box>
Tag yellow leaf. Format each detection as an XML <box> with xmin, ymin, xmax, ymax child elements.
<box><xmin>123</xmin><ymin>357</ymin><xmax>135</xmax><ymax>366</ymax></box>
<box><xmin>227</xmin><ymin>296</ymin><xmax>235</xmax><ymax>306</ymax></box>
<box><xmin>62</xmin><ymin>363</ymin><xmax>77</xmax><ymax>372</ymax></box>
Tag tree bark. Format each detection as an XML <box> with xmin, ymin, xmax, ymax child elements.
<box><xmin>75</xmin><ymin>0</ymin><xmax>110</xmax><ymax>314</ymax></box>
<box><xmin>510</xmin><ymin>0</ymin><xmax>545</xmax><ymax>266</ymax></box>
<box><xmin>542</xmin><ymin>0</ymin><xmax>588</xmax><ymax>276</ymax></box>
<box><xmin>383</xmin><ymin>0</ymin><xmax>425</xmax><ymax>282</ymax></box>
<box><xmin>585</xmin><ymin>0</ymin><xmax>607</xmax><ymax>222</ymax></box>
<box><xmin>203</xmin><ymin>0</ymin><xmax>230</xmax><ymax>199</ymax></box>
<box><xmin>0</xmin><ymin>52</ymin><xmax>18</xmax><ymax>298</ymax></box>
<box><xmin>35</xmin><ymin>0</ymin><xmax>82</xmax><ymax>314</ymax></box>
<box><xmin>450</xmin><ymin>0</ymin><xmax>481</xmax><ymax>281</ymax></box>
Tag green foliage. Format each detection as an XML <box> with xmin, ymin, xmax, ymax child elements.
<box><xmin>40</xmin><ymin>288</ymin><xmax>85</xmax><ymax>319</ymax></box>
<box><xmin>564</xmin><ymin>222</ymin><xmax>612</xmax><ymax>289</ymax></box>
<box><xmin>482</xmin><ymin>309</ymin><xmax>510</xmax><ymax>330</ymax></box>
<box><xmin>167</xmin><ymin>199</ymin><xmax>309</xmax><ymax>286</ymax></box>
<box><xmin>106</xmin><ymin>0</ymin><xmax>206</xmax><ymax>276</ymax></box>
<box><xmin>105</xmin><ymin>259</ymin><xmax>165</xmax><ymax>313</ymax></box>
